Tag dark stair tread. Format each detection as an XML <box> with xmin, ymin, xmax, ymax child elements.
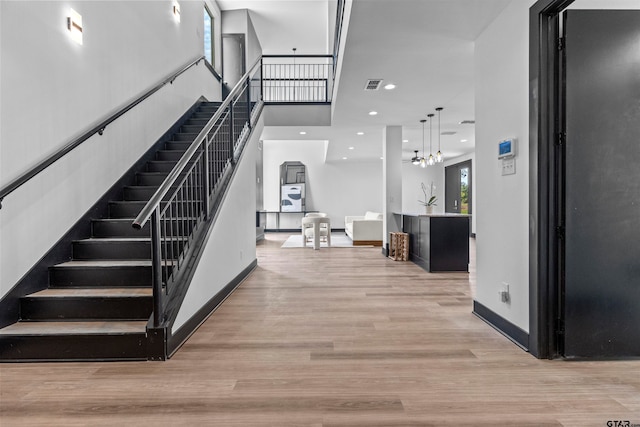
<box><xmin>27</xmin><ymin>288</ymin><xmax>152</xmax><ymax>298</ymax></box>
<box><xmin>0</xmin><ymin>321</ymin><xmax>147</xmax><ymax>336</ymax></box>
<box><xmin>53</xmin><ymin>260</ymin><xmax>153</xmax><ymax>268</ymax></box>
<box><xmin>75</xmin><ymin>237</ymin><xmax>150</xmax><ymax>242</ymax></box>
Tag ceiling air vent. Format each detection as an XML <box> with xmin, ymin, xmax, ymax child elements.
<box><xmin>459</xmin><ymin>120</ymin><xmax>475</xmax><ymax>124</ymax></box>
<box><xmin>441</xmin><ymin>131</ymin><xmax>457</xmax><ymax>135</ymax></box>
<box><xmin>364</xmin><ymin>79</ymin><xmax>383</xmax><ymax>91</ymax></box>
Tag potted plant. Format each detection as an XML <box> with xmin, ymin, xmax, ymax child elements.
<box><xmin>419</xmin><ymin>182</ymin><xmax>437</xmax><ymax>214</ymax></box>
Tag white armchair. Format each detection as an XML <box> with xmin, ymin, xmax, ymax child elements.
<box><xmin>344</xmin><ymin>211</ymin><xmax>383</xmax><ymax>246</ymax></box>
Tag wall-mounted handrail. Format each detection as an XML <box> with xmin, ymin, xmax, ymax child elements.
<box><xmin>132</xmin><ymin>56</ymin><xmax>262</xmax><ymax>230</ymax></box>
<box><xmin>0</xmin><ymin>55</ymin><xmax>208</xmax><ymax>209</ymax></box>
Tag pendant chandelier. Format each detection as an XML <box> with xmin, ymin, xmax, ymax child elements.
<box><xmin>419</xmin><ymin>119</ymin><xmax>427</xmax><ymax>168</ymax></box>
<box><xmin>427</xmin><ymin>113</ymin><xmax>435</xmax><ymax>166</ymax></box>
<box><xmin>436</xmin><ymin>107</ymin><xmax>444</xmax><ymax>163</ymax></box>
<box><xmin>411</xmin><ymin>150</ymin><xmax>420</xmax><ymax>165</ymax></box>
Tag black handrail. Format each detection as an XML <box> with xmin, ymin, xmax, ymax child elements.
<box><xmin>132</xmin><ymin>56</ymin><xmax>263</xmax><ymax>328</ymax></box>
<box><xmin>0</xmin><ymin>55</ymin><xmax>208</xmax><ymax>209</ymax></box>
<box><xmin>132</xmin><ymin>55</ymin><xmax>262</xmax><ymax>230</ymax></box>
<box><xmin>333</xmin><ymin>0</ymin><xmax>346</xmax><ymax>73</ymax></box>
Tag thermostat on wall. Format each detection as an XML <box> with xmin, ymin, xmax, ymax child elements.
<box><xmin>498</xmin><ymin>138</ymin><xmax>516</xmax><ymax>159</ymax></box>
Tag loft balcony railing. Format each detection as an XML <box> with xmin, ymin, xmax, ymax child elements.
<box><xmin>260</xmin><ymin>55</ymin><xmax>334</xmax><ymax>103</ymax></box>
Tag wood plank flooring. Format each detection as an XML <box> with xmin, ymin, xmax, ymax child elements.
<box><xmin>1</xmin><ymin>233</ymin><xmax>639</xmax><ymax>426</ymax></box>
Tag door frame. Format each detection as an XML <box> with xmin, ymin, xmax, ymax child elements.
<box><xmin>529</xmin><ymin>0</ymin><xmax>574</xmax><ymax>359</ymax></box>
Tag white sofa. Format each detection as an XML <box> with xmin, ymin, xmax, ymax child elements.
<box><xmin>344</xmin><ymin>211</ymin><xmax>383</xmax><ymax>246</ymax></box>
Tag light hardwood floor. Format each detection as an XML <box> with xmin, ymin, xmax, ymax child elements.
<box><xmin>1</xmin><ymin>233</ymin><xmax>639</xmax><ymax>426</ymax></box>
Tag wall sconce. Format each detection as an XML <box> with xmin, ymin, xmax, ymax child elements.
<box><xmin>67</xmin><ymin>8</ymin><xmax>83</xmax><ymax>45</ymax></box>
<box><xmin>173</xmin><ymin>1</ymin><xmax>181</xmax><ymax>23</ymax></box>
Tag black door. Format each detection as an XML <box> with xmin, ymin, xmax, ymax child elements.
<box><xmin>562</xmin><ymin>10</ymin><xmax>640</xmax><ymax>358</ymax></box>
<box><xmin>445</xmin><ymin>160</ymin><xmax>472</xmax><ymax>215</ymax></box>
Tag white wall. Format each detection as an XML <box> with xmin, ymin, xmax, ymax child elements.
<box><xmin>0</xmin><ymin>1</ymin><xmax>222</xmax><ymax>298</ymax></box>
<box><xmin>475</xmin><ymin>0</ymin><xmax>534</xmax><ymax>332</ymax></box>
<box><xmin>263</xmin><ymin>139</ymin><xmax>382</xmax><ymax>228</ymax></box>
<box><xmin>173</xmin><ymin>116</ymin><xmax>262</xmax><ymax>333</ymax></box>
<box><xmin>402</xmin><ymin>162</ymin><xmax>445</xmax><ymax>215</ymax></box>
<box><xmin>473</xmin><ymin>0</ymin><xmax>640</xmax><ymax>337</ymax></box>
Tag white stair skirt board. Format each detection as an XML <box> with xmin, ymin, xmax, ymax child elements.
<box><xmin>281</xmin><ymin>234</ymin><xmax>373</xmax><ymax>248</ymax></box>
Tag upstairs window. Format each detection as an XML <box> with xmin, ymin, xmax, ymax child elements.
<box><xmin>204</xmin><ymin>6</ymin><xmax>214</xmax><ymax>65</ymax></box>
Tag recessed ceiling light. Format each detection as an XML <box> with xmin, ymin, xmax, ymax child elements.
<box><xmin>461</xmin><ymin>139</ymin><xmax>468</xmax><ymax>142</ymax></box>
<box><xmin>342</xmin><ymin>157</ymin><xmax>348</xmax><ymax>160</ymax></box>
<box><xmin>357</xmin><ymin>132</ymin><xmax>364</xmax><ymax>136</ymax></box>
<box><xmin>299</xmin><ymin>131</ymin><xmax>306</xmax><ymax>135</ymax></box>
<box><xmin>380</xmin><ymin>157</ymin><xmax>384</xmax><ymax>160</ymax></box>
<box><xmin>384</xmin><ymin>83</ymin><xmax>396</xmax><ymax>90</ymax></box>
<box><xmin>348</xmin><ymin>146</ymin><xmax>355</xmax><ymax>150</ymax></box>
<box><xmin>368</xmin><ymin>111</ymin><xmax>378</xmax><ymax>116</ymax></box>
<box><xmin>402</xmin><ymin>139</ymin><xmax>408</xmax><ymax>143</ymax></box>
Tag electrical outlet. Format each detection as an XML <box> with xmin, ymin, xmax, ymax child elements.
<box><xmin>499</xmin><ymin>282</ymin><xmax>510</xmax><ymax>303</ymax></box>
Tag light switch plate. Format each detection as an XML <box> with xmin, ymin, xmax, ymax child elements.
<box><xmin>502</xmin><ymin>158</ymin><xmax>516</xmax><ymax>175</ymax></box>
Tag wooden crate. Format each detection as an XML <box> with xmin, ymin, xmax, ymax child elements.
<box><xmin>388</xmin><ymin>232</ymin><xmax>409</xmax><ymax>261</ymax></box>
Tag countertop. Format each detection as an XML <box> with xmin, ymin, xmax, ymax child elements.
<box><xmin>394</xmin><ymin>212</ymin><xmax>471</xmax><ymax>218</ymax></box>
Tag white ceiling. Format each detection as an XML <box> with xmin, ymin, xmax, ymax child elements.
<box><xmin>217</xmin><ymin>0</ymin><xmax>512</xmax><ymax>163</ymax></box>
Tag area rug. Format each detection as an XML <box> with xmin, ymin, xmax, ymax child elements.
<box><xmin>281</xmin><ymin>234</ymin><xmax>372</xmax><ymax>248</ymax></box>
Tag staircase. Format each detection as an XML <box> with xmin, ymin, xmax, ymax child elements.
<box><xmin>0</xmin><ymin>102</ymin><xmax>224</xmax><ymax>361</ymax></box>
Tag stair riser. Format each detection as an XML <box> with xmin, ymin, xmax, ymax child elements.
<box><xmin>73</xmin><ymin>240</ymin><xmax>184</xmax><ymax>260</ymax></box>
<box><xmin>50</xmin><ymin>265</ymin><xmax>154</xmax><ymax>287</ymax></box>
<box><xmin>123</xmin><ymin>186</ymin><xmax>175</xmax><ymax>202</ymax></box>
<box><xmin>92</xmin><ymin>219</ymin><xmax>198</xmax><ymax>238</ymax></box>
<box><xmin>180</xmin><ymin>124</ymin><xmax>206</xmax><ymax>133</ymax></box>
<box><xmin>164</xmin><ymin>141</ymin><xmax>191</xmax><ymax>151</ymax></box>
<box><xmin>146</xmin><ymin>161</ymin><xmax>178</xmax><ymax>172</ymax></box>
<box><xmin>92</xmin><ymin>220</ymin><xmax>149</xmax><ymax>238</ymax></box>
<box><xmin>109</xmin><ymin>202</ymin><xmax>146</xmax><ymax>218</ymax></box>
<box><xmin>0</xmin><ymin>334</ymin><xmax>147</xmax><ymax>361</ymax></box>
<box><xmin>156</xmin><ymin>150</ymin><xmax>187</xmax><ymax>161</ymax></box>
<box><xmin>21</xmin><ymin>297</ymin><xmax>152</xmax><ymax>321</ymax></box>
<box><xmin>123</xmin><ymin>186</ymin><xmax>203</xmax><ymax>202</ymax></box>
<box><xmin>136</xmin><ymin>172</ymin><xmax>204</xmax><ymax>187</ymax></box>
<box><xmin>185</xmin><ymin>117</ymin><xmax>211</xmax><ymax>125</ymax></box>
<box><xmin>172</xmin><ymin>133</ymin><xmax>198</xmax><ymax>142</ymax></box>
<box><xmin>109</xmin><ymin>202</ymin><xmax>203</xmax><ymax>219</ymax></box>
<box><xmin>191</xmin><ymin>112</ymin><xmax>216</xmax><ymax>120</ymax></box>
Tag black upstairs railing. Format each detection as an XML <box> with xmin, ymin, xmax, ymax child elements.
<box><xmin>0</xmin><ymin>55</ymin><xmax>212</xmax><ymax>210</ymax></box>
<box><xmin>261</xmin><ymin>55</ymin><xmax>334</xmax><ymax>103</ymax></box>
<box><xmin>132</xmin><ymin>57</ymin><xmax>264</xmax><ymax>328</ymax></box>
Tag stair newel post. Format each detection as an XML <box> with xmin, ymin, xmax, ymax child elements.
<box><xmin>246</xmin><ymin>76</ymin><xmax>252</xmax><ymax>129</ymax></box>
<box><xmin>150</xmin><ymin>208</ymin><xmax>164</xmax><ymax>327</ymax></box>
<box><xmin>203</xmin><ymin>136</ymin><xmax>211</xmax><ymax>220</ymax></box>
<box><xmin>260</xmin><ymin>57</ymin><xmax>264</xmax><ymax>101</ymax></box>
<box><xmin>228</xmin><ymin>104</ymin><xmax>235</xmax><ymax>164</ymax></box>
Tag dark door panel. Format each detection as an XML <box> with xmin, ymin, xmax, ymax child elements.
<box><xmin>563</xmin><ymin>10</ymin><xmax>640</xmax><ymax>358</ymax></box>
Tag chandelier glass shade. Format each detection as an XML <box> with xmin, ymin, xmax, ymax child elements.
<box><xmin>435</xmin><ymin>107</ymin><xmax>444</xmax><ymax>163</ymax></box>
<box><xmin>427</xmin><ymin>113</ymin><xmax>435</xmax><ymax>166</ymax></box>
